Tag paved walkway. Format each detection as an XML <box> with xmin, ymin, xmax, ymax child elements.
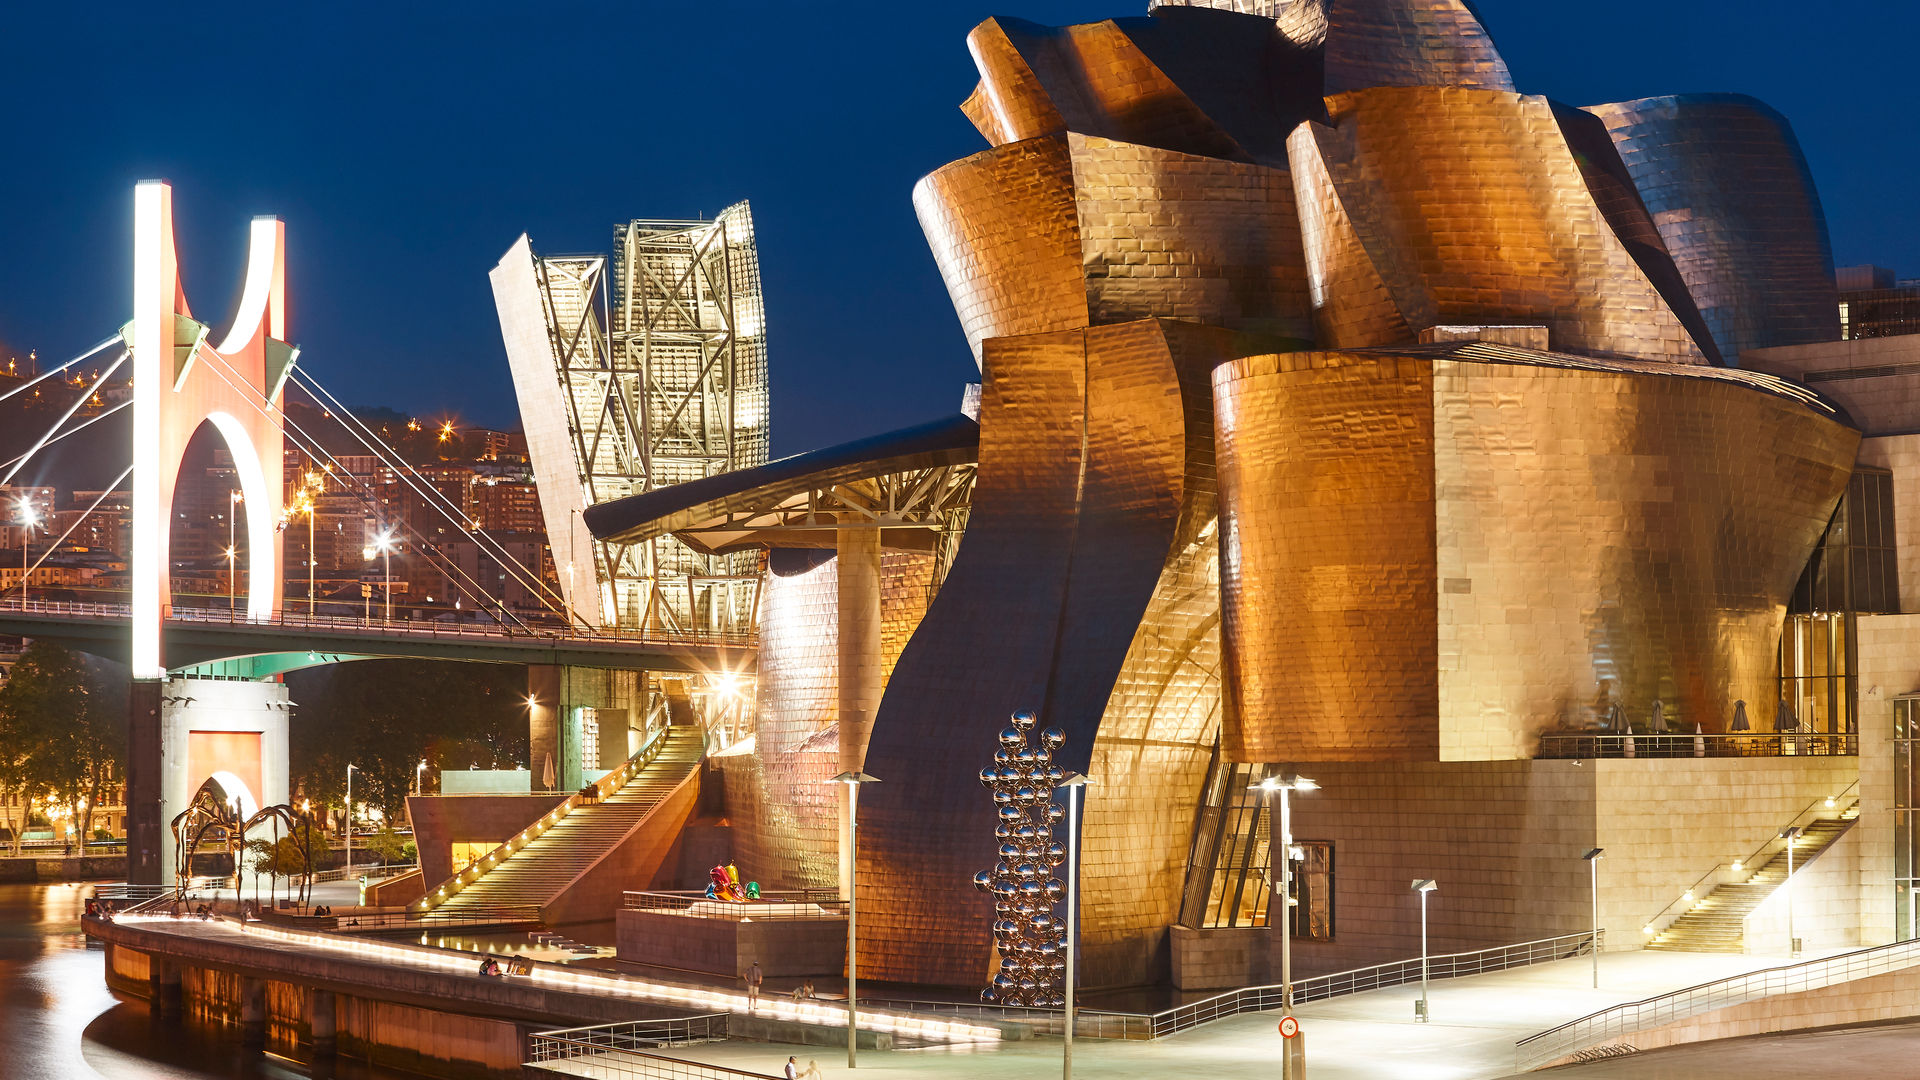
<box><xmin>570</xmin><ymin>948</ymin><xmax>1829</xmax><ymax>1080</ymax></box>
<box><xmin>1489</xmin><ymin>1018</ymin><xmax>1920</xmax><ymax>1079</ymax></box>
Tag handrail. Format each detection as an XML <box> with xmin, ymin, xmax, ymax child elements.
<box><xmin>624</xmin><ymin>889</ymin><xmax>847</xmax><ymax>921</ymax></box>
<box><xmin>0</xmin><ymin>595</ymin><xmax>757</xmax><ymax>649</ymax></box>
<box><xmin>415</xmin><ymin>725</ymin><xmax>680</xmax><ymax>914</ymax></box>
<box><xmin>1640</xmin><ymin>781</ymin><xmax>1860</xmax><ymax>938</ymax></box>
<box><xmin>1514</xmin><ymin>935</ymin><xmax>1920</xmax><ymax>1071</ymax></box>
<box><xmin>873</xmin><ymin>930</ymin><xmax>1601</xmax><ymax>1041</ymax></box>
<box><xmin>1536</xmin><ymin>731</ymin><xmax>1858</xmax><ymax>759</ymax></box>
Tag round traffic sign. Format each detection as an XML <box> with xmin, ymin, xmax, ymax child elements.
<box><xmin>1279</xmin><ymin>1015</ymin><xmax>1300</xmax><ymax>1039</ymax></box>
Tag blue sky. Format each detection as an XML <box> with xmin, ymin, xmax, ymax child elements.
<box><xmin>0</xmin><ymin>0</ymin><xmax>1909</xmax><ymax>455</ymax></box>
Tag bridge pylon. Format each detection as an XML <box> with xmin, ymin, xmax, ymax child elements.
<box><xmin>127</xmin><ymin>182</ymin><xmax>298</xmax><ymax>884</ymax></box>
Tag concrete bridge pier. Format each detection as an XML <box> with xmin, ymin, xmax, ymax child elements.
<box><xmin>240</xmin><ymin>976</ymin><xmax>266</xmax><ymax>1049</ymax></box>
<box><xmin>149</xmin><ymin>955</ymin><xmax>182</xmax><ymax>1019</ymax></box>
<box><xmin>136</xmin><ymin>676</ymin><xmax>293</xmax><ymax>885</ymax></box>
<box><xmin>309</xmin><ymin>988</ymin><xmax>337</xmax><ymax>1057</ymax></box>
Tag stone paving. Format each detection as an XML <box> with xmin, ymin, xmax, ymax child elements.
<box><xmin>585</xmin><ymin>948</ymin><xmax>1831</xmax><ymax>1080</ymax></box>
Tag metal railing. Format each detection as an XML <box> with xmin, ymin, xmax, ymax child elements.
<box><xmin>333</xmin><ymin>903</ymin><xmax>542</xmax><ymax>931</ymax></box>
<box><xmin>0</xmin><ymin>595</ymin><xmax>755</xmax><ymax>649</ymax></box>
<box><xmin>416</xmin><ymin>726</ymin><xmax>683</xmax><ymax>914</ymax></box>
<box><xmin>531</xmin><ymin>1015</ymin><xmax>727</xmax><ymax>1055</ymax></box>
<box><xmin>1537</xmin><ymin>731</ymin><xmax>1857</xmax><ymax>759</ymax></box>
<box><xmin>876</xmin><ymin>931</ymin><xmax>1602</xmax><ymax>1041</ymax></box>
<box><xmin>1640</xmin><ymin>783</ymin><xmax>1859</xmax><ymax>939</ymax></box>
<box><xmin>1514</xmin><ymin>936</ymin><xmax>1920</xmax><ymax>1071</ymax></box>
<box><xmin>624</xmin><ymin>889</ymin><xmax>846</xmax><ymax>921</ymax></box>
<box><xmin>527</xmin><ymin>1039</ymin><xmax>775</xmax><ymax>1080</ymax></box>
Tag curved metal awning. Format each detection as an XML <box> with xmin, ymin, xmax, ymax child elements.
<box><xmin>583</xmin><ymin>413</ymin><xmax>980</xmax><ymax>553</ymax></box>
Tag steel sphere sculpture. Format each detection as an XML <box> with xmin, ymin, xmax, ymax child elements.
<box><xmin>973</xmin><ymin>709</ymin><xmax>1070</xmax><ymax>1007</ymax></box>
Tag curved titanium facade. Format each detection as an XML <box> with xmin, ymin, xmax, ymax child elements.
<box><xmin>1215</xmin><ymin>345</ymin><xmax>1858</xmax><ymax>763</ymax></box>
<box><xmin>1585</xmin><ymin>94</ymin><xmax>1840</xmax><ymax>363</ymax></box>
<box><xmin>1292</xmin><ymin>87</ymin><xmax>1710</xmax><ymax>363</ymax></box>
<box><xmin>915</xmin><ymin>132</ymin><xmax>1311</xmax><ymax>364</ymax></box>
<box><xmin>858</xmin><ymin>319</ymin><xmax>1256</xmax><ymax>987</ymax></box>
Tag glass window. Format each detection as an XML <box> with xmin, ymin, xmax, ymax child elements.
<box><xmin>1179</xmin><ymin>756</ymin><xmax>1335</xmax><ymax>939</ymax></box>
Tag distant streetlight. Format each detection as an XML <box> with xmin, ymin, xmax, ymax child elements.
<box><xmin>825</xmin><ymin>770</ymin><xmax>879</xmax><ymax>1068</ymax></box>
<box><xmin>228</xmin><ymin>490</ymin><xmax>242</xmax><ymax>614</ymax></box>
<box><xmin>1412</xmin><ymin>879</ymin><xmax>1438</xmax><ymax>1022</ymax></box>
<box><xmin>415</xmin><ymin>760</ymin><xmax>427</xmax><ymax>796</ymax></box>
<box><xmin>373</xmin><ymin>529</ymin><xmax>395</xmax><ymax>621</ymax></box>
<box><xmin>345</xmin><ymin>763</ymin><xmax>357</xmax><ymax>877</ymax></box>
<box><xmin>1055</xmin><ymin>772</ymin><xmax>1090</xmax><ymax>1080</ymax></box>
<box><xmin>1256</xmin><ymin>773</ymin><xmax>1318</xmax><ymax>1016</ymax></box>
<box><xmin>1584</xmin><ymin>848</ymin><xmax>1605</xmax><ymax>987</ymax></box>
<box><xmin>14</xmin><ymin>497</ymin><xmax>36</xmax><ymax>602</ymax></box>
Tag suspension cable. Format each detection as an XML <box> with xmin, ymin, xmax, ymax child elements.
<box><xmin>0</xmin><ymin>334</ymin><xmax>121</xmax><ymax>408</ymax></box>
<box><xmin>184</xmin><ymin>346</ymin><xmax>532</xmax><ymax>625</ymax></box>
<box><xmin>0</xmin><ymin>352</ymin><xmax>127</xmax><ymax>489</ymax></box>
<box><xmin>287</xmin><ymin>367</ymin><xmax>576</xmax><ymax>620</ymax></box>
<box><xmin>0</xmin><ymin>398</ymin><xmax>130</xmax><ymax>473</ymax></box>
<box><xmin>17</xmin><ymin>465</ymin><xmax>134</xmax><ymax>581</ymax></box>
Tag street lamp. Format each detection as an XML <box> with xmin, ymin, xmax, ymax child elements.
<box><xmin>415</xmin><ymin>760</ymin><xmax>427</xmax><ymax>796</ymax></box>
<box><xmin>1781</xmin><ymin>827</ymin><xmax>1801</xmax><ymax>957</ymax></box>
<box><xmin>1412</xmin><ymin>879</ymin><xmax>1437</xmax><ymax>1022</ymax></box>
<box><xmin>15</xmin><ymin>497</ymin><xmax>36</xmax><ymax>602</ymax></box>
<box><xmin>1584</xmin><ymin>848</ymin><xmax>1604</xmax><ymax>988</ymax></box>
<box><xmin>826</xmin><ymin>770</ymin><xmax>879</xmax><ymax>1068</ymax></box>
<box><xmin>374</xmin><ymin>529</ymin><xmax>395</xmax><ymax>621</ymax></box>
<box><xmin>228</xmin><ymin>490</ymin><xmax>242</xmax><ymax>614</ymax></box>
<box><xmin>1256</xmin><ymin>773</ymin><xmax>1318</xmax><ymax>1015</ymax></box>
<box><xmin>1055</xmin><ymin>772</ymin><xmax>1089</xmax><ymax>1080</ymax></box>
<box><xmin>345</xmin><ymin>764</ymin><xmax>357</xmax><ymax>877</ymax></box>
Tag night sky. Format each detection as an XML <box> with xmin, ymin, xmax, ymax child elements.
<box><xmin>0</xmin><ymin>1</ymin><xmax>1912</xmax><ymax>458</ymax></box>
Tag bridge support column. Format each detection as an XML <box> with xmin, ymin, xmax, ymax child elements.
<box><xmin>240</xmin><ymin>976</ymin><xmax>266</xmax><ymax>1048</ymax></box>
<box><xmin>309</xmin><ymin>988</ymin><xmax>336</xmax><ymax>1056</ymax></box>
<box><xmin>528</xmin><ymin>665</ymin><xmax>561</xmax><ymax>791</ymax></box>
<box><xmin>836</xmin><ymin>529</ymin><xmax>882</xmax><ymax>897</ymax></box>
<box><xmin>159</xmin><ymin>676</ymin><xmax>291</xmax><ymax>886</ymax></box>
<box><xmin>149</xmin><ymin>956</ymin><xmax>182</xmax><ymax>1019</ymax></box>
<box><xmin>127</xmin><ymin>679</ymin><xmax>165</xmax><ymax>885</ymax></box>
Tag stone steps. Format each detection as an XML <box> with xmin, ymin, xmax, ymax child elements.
<box><xmin>1647</xmin><ymin>815</ymin><xmax>1853</xmax><ymax>953</ymax></box>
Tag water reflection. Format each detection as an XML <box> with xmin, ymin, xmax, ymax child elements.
<box><xmin>0</xmin><ymin>882</ymin><xmax>414</xmax><ymax>1079</ymax></box>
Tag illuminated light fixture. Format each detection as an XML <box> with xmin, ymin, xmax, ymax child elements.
<box><xmin>1732</xmin><ymin>860</ymin><xmax>1743</xmax><ymax>872</ymax></box>
<box><xmin>1643</xmin><ymin>925</ymin><xmax>1655</xmax><ymax>935</ymax></box>
<box><xmin>1683</xmin><ymin>890</ymin><xmax>1694</xmax><ymax>903</ymax></box>
<box><xmin>1825</xmin><ymin>796</ymin><xmax>1836</xmax><ymax>808</ymax></box>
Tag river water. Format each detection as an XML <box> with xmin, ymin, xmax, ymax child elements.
<box><xmin>0</xmin><ymin>882</ymin><xmax>414</xmax><ymax>1079</ymax></box>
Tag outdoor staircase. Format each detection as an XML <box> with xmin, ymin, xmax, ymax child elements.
<box><xmin>421</xmin><ymin>727</ymin><xmax>705</xmax><ymax>922</ymax></box>
<box><xmin>1647</xmin><ymin>808</ymin><xmax>1857</xmax><ymax>953</ymax></box>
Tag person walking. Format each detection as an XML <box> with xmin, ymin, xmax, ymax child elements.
<box><xmin>784</xmin><ymin>1056</ymin><xmax>799</xmax><ymax>1080</ymax></box>
<box><xmin>745</xmin><ymin>961</ymin><xmax>764</xmax><ymax>1011</ymax></box>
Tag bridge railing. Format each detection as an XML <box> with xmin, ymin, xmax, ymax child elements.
<box><xmin>0</xmin><ymin>595</ymin><xmax>756</xmax><ymax>649</ymax></box>
<box><xmin>528</xmin><ymin>1015</ymin><xmax>770</xmax><ymax>1080</ymax></box>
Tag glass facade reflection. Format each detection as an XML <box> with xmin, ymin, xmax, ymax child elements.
<box><xmin>1178</xmin><ymin>757</ymin><xmax>1334</xmax><ymax>939</ymax></box>
<box><xmin>1895</xmin><ymin>695</ymin><xmax>1920</xmax><ymax>940</ymax></box>
<box><xmin>1781</xmin><ymin>467</ymin><xmax>1898</xmax><ymax>737</ymax></box>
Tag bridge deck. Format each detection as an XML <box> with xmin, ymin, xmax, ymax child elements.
<box><xmin>0</xmin><ymin>598</ymin><xmax>756</xmax><ymax>674</ymax></box>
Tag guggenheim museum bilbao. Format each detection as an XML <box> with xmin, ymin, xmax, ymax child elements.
<box><xmin>491</xmin><ymin>0</ymin><xmax>1920</xmax><ymax>993</ymax></box>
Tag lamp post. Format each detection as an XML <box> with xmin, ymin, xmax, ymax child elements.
<box><xmin>15</xmin><ymin>497</ymin><xmax>37</xmax><ymax>602</ymax></box>
<box><xmin>1257</xmin><ymin>773</ymin><xmax>1318</xmax><ymax>1016</ymax></box>
<box><xmin>1583</xmin><ymin>848</ymin><xmax>1604</xmax><ymax>988</ymax></box>
<box><xmin>377</xmin><ymin>530</ymin><xmax>394</xmax><ymax>621</ymax></box>
<box><xmin>228</xmin><ymin>490</ymin><xmax>242</xmax><ymax>614</ymax></box>
<box><xmin>1055</xmin><ymin>772</ymin><xmax>1089</xmax><ymax>1080</ymax></box>
<box><xmin>415</xmin><ymin>760</ymin><xmax>426</xmax><ymax>796</ymax></box>
<box><xmin>1781</xmin><ymin>827</ymin><xmax>1801</xmax><ymax>956</ymax></box>
<box><xmin>345</xmin><ymin>764</ymin><xmax>357</xmax><ymax>877</ymax></box>
<box><xmin>1412</xmin><ymin>879</ymin><xmax>1437</xmax><ymax>1021</ymax></box>
<box><xmin>827</xmin><ymin>770</ymin><xmax>879</xmax><ymax>1067</ymax></box>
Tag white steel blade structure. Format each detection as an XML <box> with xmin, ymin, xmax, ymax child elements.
<box><xmin>491</xmin><ymin>203</ymin><xmax>768</xmax><ymax>635</ymax></box>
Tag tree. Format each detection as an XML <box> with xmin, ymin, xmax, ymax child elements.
<box><xmin>288</xmin><ymin>660</ymin><xmax>528</xmax><ymax>824</ymax></box>
<box><xmin>0</xmin><ymin>642</ymin><xmax>124</xmax><ymax>849</ymax></box>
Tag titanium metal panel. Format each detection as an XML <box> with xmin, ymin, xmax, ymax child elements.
<box><xmin>1294</xmin><ymin>87</ymin><xmax>1711</xmax><ymax>363</ymax></box>
<box><xmin>857</xmin><ymin>319</ymin><xmax>1251</xmax><ymax>988</ymax></box>
<box><xmin>1214</xmin><ymin>345</ymin><xmax>1858</xmax><ymax>763</ymax></box>
<box><xmin>1585</xmin><ymin>94</ymin><xmax>1840</xmax><ymax>363</ymax></box>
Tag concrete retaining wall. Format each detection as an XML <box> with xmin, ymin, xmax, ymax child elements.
<box><xmin>617</xmin><ymin>908</ymin><xmax>848</xmax><ymax>978</ymax></box>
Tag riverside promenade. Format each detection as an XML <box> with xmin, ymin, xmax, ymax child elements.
<box><xmin>541</xmin><ymin>949</ymin><xmax>1816</xmax><ymax>1080</ymax></box>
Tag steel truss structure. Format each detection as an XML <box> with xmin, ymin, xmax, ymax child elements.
<box><xmin>497</xmin><ymin>203</ymin><xmax>768</xmax><ymax>635</ymax></box>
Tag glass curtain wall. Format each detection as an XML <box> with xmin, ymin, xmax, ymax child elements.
<box><xmin>1178</xmin><ymin>754</ymin><xmax>1335</xmax><ymax>939</ymax></box>
<box><xmin>1896</xmin><ymin>695</ymin><xmax>1920</xmax><ymax>940</ymax></box>
<box><xmin>1781</xmin><ymin>467</ymin><xmax>1898</xmax><ymax>737</ymax></box>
